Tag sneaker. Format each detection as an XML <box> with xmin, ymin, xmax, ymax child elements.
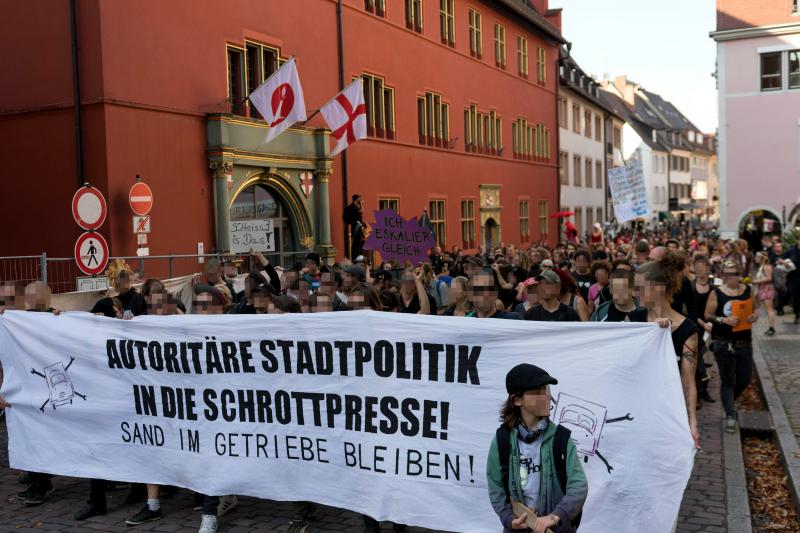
<box><xmin>217</xmin><ymin>494</ymin><xmax>238</xmax><ymax>517</ymax></box>
<box><xmin>765</xmin><ymin>327</ymin><xmax>775</xmax><ymax>336</ymax></box>
<box><xmin>126</xmin><ymin>505</ymin><xmax>163</xmax><ymax>526</ymax></box>
<box><xmin>23</xmin><ymin>483</ymin><xmax>55</xmax><ymax>506</ymax></box>
<box><xmin>288</xmin><ymin>519</ymin><xmax>310</xmax><ymax>533</ymax></box>
<box><xmin>16</xmin><ymin>485</ymin><xmax>33</xmax><ymax>501</ymax></box>
<box><xmin>74</xmin><ymin>503</ymin><xmax>107</xmax><ymax>521</ymax></box>
<box><xmin>724</xmin><ymin>417</ymin><xmax>737</xmax><ymax>434</ymax></box>
<box><xmin>198</xmin><ymin>514</ymin><xmax>218</xmax><ymax>533</ymax></box>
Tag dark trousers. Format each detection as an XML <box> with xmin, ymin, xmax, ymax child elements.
<box><xmin>202</xmin><ymin>495</ymin><xmax>219</xmax><ymax>516</ymax></box>
<box><xmin>712</xmin><ymin>341</ymin><xmax>753</xmax><ymax>417</ymax></box>
<box><xmin>89</xmin><ymin>479</ymin><xmax>107</xmax><ymax>508</ymax></box>
<box><xmin>789</xmin><ymin>278</ymin><xmax>800</xmax><ymax>318</ymax></box>
<box><xmin>28</xmin><ymin>472</ymin><xmax>52</xmax><ymax>488</ymax></box>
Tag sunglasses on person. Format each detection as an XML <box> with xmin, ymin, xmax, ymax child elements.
<box><xmin>468</xmin><ymin>286</ymin><xmax>497</xmax><ymax>294</ymax></box>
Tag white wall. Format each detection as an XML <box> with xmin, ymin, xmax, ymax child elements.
<box><xmin>559</xmin><ymin>89</ymin><xmax>608</xmax><ymax>235</ymax></box>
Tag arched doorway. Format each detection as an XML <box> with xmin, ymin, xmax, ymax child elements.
<box><xmin>484</xmin><ymin>218</ymin><xmax>499</xmax><ymax>251</ymax></box>
<box><xmin>737</xmin><ymin>208</ymin><xmax>781</xmax><ymax>252</ymax></box>
<box><xmin>230</xmin><ymin>182</ymin><xmax>296</xmax><ymax>262</ymax></box>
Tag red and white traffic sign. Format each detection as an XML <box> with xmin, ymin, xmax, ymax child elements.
<box><xmin>71</xmin><ymin>186</ymin><xmax>107</xmax><ymax>230</ymax></box>
<box><xmin>132</xmin><ymin>215</ymin><xmax>151</xmax><ymax>234</ymax></box>
<box><xmin>129</xmin><ymin>182</ymin><xmax>153</xmax><ymax>216</ymax></box>
<box><xmin>74</xmin><ymin>232</ymin><xmax>109</xmax><ymax>276</ymax></box>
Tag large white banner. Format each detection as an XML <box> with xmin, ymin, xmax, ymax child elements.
<box><xmin>0</xmin><ymin>312</ymin><xmax>694</xmax><ymax>533</ymax></box>
<box><xmin>608</xmin><ymin>161</ymin><xmax>650</xmax><ymax>223</ymax></box>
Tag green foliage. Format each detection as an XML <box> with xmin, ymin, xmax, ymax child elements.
<box><xmin>784</xmin><ymin>227</ymin><xmax>800</xmax><ymax>247</ymax></box>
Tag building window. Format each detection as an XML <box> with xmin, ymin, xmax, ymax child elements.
<box><xmin>440</xmin><ymin>0</ymin><xmax>455</xmax><ymax>46</ymax></box>
<box><xmin>517</xmin><ymin>36</ymin><xmax>528</xmax><ymax>77</ymax></box>
<box><xmin>575</xmin><ymin>207</ymin><xmax>583</xmax><ymax>236</ymax></box>
<box><xmin>584</xmin><ymin>110</ymin><xmax>592</xmax><ymax>138</ymax></box>
<box><xmin>536</xmin><ymin>47</ymin><xmax>546</xmax><ymax>84</ymax></box>
<box><xmin>558</xmin><ymin>97</ymin><xmax>568</xmax><ymax>128</ymax></box>
<box><xmin>573</xmin><ymin>155</ymin><xmax>582</xmax><ymax>186</ymax></box>
<box><xmin>494</xmin><ymin>24</ymin><xmax>506</xmax><ymax>67</ymax></box>
<box><xmin>572</xmin><ymin>104</ymin><xmax>580</xmax><ymax>133</ymax></box>
<box><xmin>794</xmin><ymin>0</ymin><xmax>799</xmax><ymax>13</ymax></box>
<box><xmin>227</xmin><ymin>46</ymin><xmax>245</xmax><ymax>116</ymax></box>
<box><xmin>466</xmin><ymin>105</ymin><xmax>501</xmax><ymax>155</ymax></box>
<box><xmin>585</xmin><ymin>159</ymin><xmax>592</xmax><ymax>188</ymax></box>
<box><xmin>513</xmin><ymin>118</ymin><xmax>536</xmax><ymax>159</ymax></box>
<box><xmin>519</xmin><ymin>200</ymin><xmax>530</xmax><ymax>241</ymax></box>
<box><xmin>596</xmin><ymin>207</ymin><xmax>603</xmax><ymax>224</ymax></box>
<box><xmin>362</xmin><ymin>73</ymin><xmax>395</xmax><ymax>139</ymax></box>
<box><xmin>595</xmin><ymin>161</ymin><xmax>602</xmax><ymax>188</ymax></box>
<box><xmin>417</xmin><ymin>91</ymin><xmax>450</xmax><ymax>147</ymax></box>
<box><xmin>378</xmin><ymin>197</ymin><xmax>400</xmax><ymax>212</ymax></box>
<box><xmin>228</xmin><ymin>42</ymin><xmax>282</xmax><ymax>117</ymax></box>
<box><xmin>531</xmin><ymin>124</ymin><xmax>550</xmax><ymax>161</ymax></box>
<box><xmin>761</xmin><ymin>52</ymin><xmax>782</xmax><ymax>91</ymax></box>
<box><xmin>594</xmin><ymin>116</ymin><xmax>602</xmax><ymax>141</ymax></box>
<box><xmin>468</xmin><ymin>10</ymin><xmax>483</xmax><ymax>58</ymax></box>
<box><xmin>613</xmin><ymin>125</ymin><xmax>621</xmax><ymax>149</ymax></box>
<box><xmin>429</xmin><ymin>199</ymin><xmax>446</xmax><ymax>247</ymax></box>
<box><xmin>365</xmin><ymin>0</ymin><xmax>386</xmax><ymax>16</ymax></box>
<box><xmin>790</xmin><ymin>50</ymin><xmax>800</xmax><ymax>89</ymax></box>
<box><xmin>559</xmin><ymin>151</ymin><xmax>569</xmax><ymax>184</ymax></box>
<box><xmin>538</xmin><ymin>200</ymin><xmax>549</xmax><ymax>239</ymax></box>
<box><xmin>405</xmin><ymin>0</ymin><xmax>423</xmax><ymax>32</ymax></box>
<box><xmin>461</xmin><ymin>200</ymin><xmax>475</xmax><ymax>247</ymax></box>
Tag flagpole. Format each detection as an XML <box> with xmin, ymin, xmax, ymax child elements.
<box><xmin>337</xmin><ymin>0</ymin><xmax>351</xmax><ymax>259</ymax></box>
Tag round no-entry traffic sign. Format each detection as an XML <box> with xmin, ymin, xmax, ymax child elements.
<box><xmin>129</xmin><ymin>182</ymin><xmax>153</xmax><ymax>216</ymax></box>
<box><xmin>74</xmin><ymin>231</ymin><xmax>109</xmax><ymax>276</ymax></box>
<box><xmin>72</xmin><ymin>186</ymin><xmax>107</xmax><ymax>230</ymax></box>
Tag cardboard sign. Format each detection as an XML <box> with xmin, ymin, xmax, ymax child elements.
<box><xmin>229</xmin><ymin>219</ymin><xmax>276</xmax><ymax>253</ymax></box>
<box><xmin>363</xmin><ymin>208</ymin><xmax>436</xmax><ymax>266</ymax></box>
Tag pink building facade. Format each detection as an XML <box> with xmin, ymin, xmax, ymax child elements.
<box><xmin>712</xmin><ymin>0</ymin><xmax>800</xmax><ymax>236</ymax></box>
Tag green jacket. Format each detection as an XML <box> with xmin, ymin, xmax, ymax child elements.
<box><xmin>486</xmin><ymin>421</ymin><xmax>588</xmax><ymax>532</ymax></box>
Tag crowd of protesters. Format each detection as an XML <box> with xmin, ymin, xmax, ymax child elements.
<box><xmin>1</xmin><ymin>219</ymin><xmax>800</xmax><ymax>533</ymax></box>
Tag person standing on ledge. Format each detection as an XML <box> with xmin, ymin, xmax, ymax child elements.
<box><xmin>343</xmin><ymin>194</ymin><xmax>365</xmax><ymax>260</ymax></box>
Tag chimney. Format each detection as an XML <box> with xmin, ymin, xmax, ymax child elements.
<box><xmin>614</xmin><ymin>75</ymin><xmax>635</xmax><ymax>106</ymax></box>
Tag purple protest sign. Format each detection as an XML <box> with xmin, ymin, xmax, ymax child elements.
<box><xmin>363</xmin><ymin>208</ymin><xmax>436</xmax><ymax>266</ymax></box>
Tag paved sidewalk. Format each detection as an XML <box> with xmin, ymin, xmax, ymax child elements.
<box><xmin>755</xmin><ymin>316</ymin><xmax>800</xmax><ymax>444</ymax></box>
<box><xmin>676</xmin><ymin>369</ymin><xmax>728</xmax><ymax>533</ymax></box>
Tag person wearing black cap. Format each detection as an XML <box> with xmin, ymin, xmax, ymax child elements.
<box><xmin>487</xmin><ymin>364</ymin><xmax>587</xmax><ymax>533</ymax></box>
<box><xmin>524</xmin><ymin>270</ymin><xmax>580</xmax><ymax>322</ymax></box>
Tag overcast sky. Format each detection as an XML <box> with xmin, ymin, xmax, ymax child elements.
<box><xmin>550</xmin><ymin>0</ymin><xmax>719</xmax><ymax>133</ymax></box>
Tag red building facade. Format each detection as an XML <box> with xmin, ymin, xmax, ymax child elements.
<box><xmin>0</xmin><ymin>0</ymin><xmax>563</xmax><ymax>276</ymax></box>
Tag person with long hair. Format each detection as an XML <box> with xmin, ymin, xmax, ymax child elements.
<box><xmin>632</xmin><ymin>251</ymin><xmax>701</xmax><ymax>448</ymax></box>
<box><xmin>753</xmin><ymin>251</ymin><xmax>777</xmax><ymax>336</ymax></box>
<box><xmin>486</xmin><ymin>364</ymin><xmax>587</xmax><ymax>533</ymax></box>
<box><xmin>704</xmin><ymin>260</ymin><xmax>759</xmax><ymax>433</ymax></box>
<box><xmin>442</xmin><ymin>276</ymin><xmax>471</xmax><ymax>316</ymax></box>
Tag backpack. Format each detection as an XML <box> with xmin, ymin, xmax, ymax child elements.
<box><xmin>496</xmin><ymin>424</ymin><xmax>582</xmax><ymax>529</ymax></box>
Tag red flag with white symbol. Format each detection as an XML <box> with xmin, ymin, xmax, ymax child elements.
<box><xmin>320</xmin><ymin>78</ymin><xmax>367</xmax><ymax>157</ymax></box>
<box><xmin>249</xmin><ymin>58</ymin><xmax>308</xmax><ymax>144</ymax></box>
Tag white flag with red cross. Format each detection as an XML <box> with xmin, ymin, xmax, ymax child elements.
<box><xmin>320</xmin><ymin>78</ymin><xmax>367</xmax><ymax>157</ymax></box>
<box><xmin>249</xmin><ymin>57</ymin><xmax>308</xmax><ymax>144</ymax></box>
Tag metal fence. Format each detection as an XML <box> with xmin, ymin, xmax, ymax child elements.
<box><xmin>0</xmin><ymin>251</ymin><xmax>309</xmax><ymax>294</ymax></box>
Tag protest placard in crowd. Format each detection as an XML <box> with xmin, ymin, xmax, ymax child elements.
<box><xmin>608</xmin><ymin>161</ymin><xmax>650</xmax><ymax>223</ymax></box>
